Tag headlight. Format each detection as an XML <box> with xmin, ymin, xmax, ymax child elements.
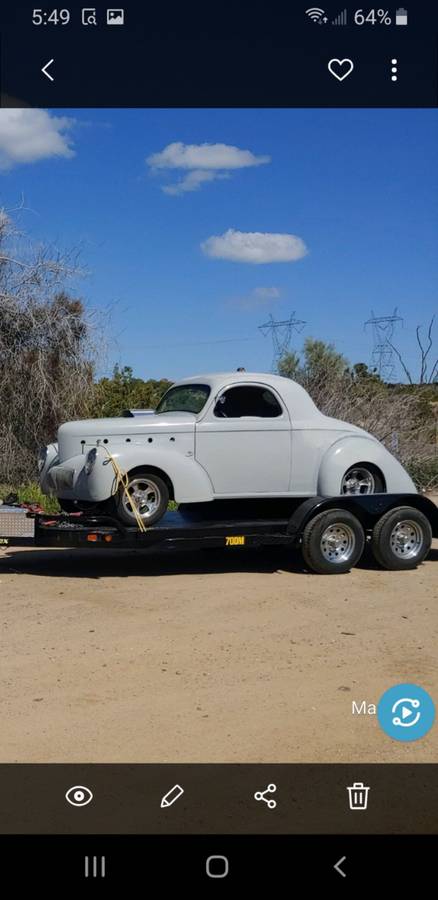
<box><xmin>38</xmin><ymin>446</ymin><xmax>48</xmax><ymax>473</ymax></box>
<box><xmin>84</xmin><ymin>447</ymin><xmax>97</xmax><ymax>475</ymax></box>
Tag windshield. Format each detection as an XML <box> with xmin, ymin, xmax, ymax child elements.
<box><xmin>155</xmin><ymin>384</ymin><xmax>211</xmax><ymax>415</ymax></box>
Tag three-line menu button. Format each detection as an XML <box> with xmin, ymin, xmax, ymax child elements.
<box><xmin>84</xmin><ymin>856</ymin><xmax>106</xmax><ymax>878</ymax></box>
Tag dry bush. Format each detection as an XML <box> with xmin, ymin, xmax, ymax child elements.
<box><xmin>0</xmin><ymin>208</ymin><xmax>102</xmax><ymax>483</ymax></box>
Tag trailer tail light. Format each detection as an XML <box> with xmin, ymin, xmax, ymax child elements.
<box><xmin>87</xmin><ymin>534</ymin><xmax>98</xmax><ymax>542</ymax></box>
<box><xmin>104</xmin><ymin>534</ymin><xmax>113</xmax><ymax>543</ymax></box>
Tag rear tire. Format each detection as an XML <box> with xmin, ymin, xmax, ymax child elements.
<box><xmin>371</xmin><ymin>506</ymin><xmax>432</xmax><ymax>570</ymax></box>
<box><xmin>341</xmin><ymin>463</ymin><xmax>385</xmax><ymax>495</ymax></box>
<box><xmin>302</xmin><ymin>509</ymin><xmax>365</xmax><ymax>574</ymax></box>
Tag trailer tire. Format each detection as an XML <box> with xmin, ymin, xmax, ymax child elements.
<box><xmin>302</xmin><ymin>509</ymin><xmax>365</xmax><ymax>574</ymax></box>
<box><xmin>371</xmin><ymin>506</ymin><xmax>432</xmax><ymax>570</ymax></box>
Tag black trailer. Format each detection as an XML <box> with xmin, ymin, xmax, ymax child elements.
<box><xmin>32</xmin><ymin>493</ymin><xmax>438</xmax><ymax>575</ymax></box>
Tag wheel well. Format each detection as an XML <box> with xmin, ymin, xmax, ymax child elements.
<box><xmin>342</xmin><ymin>461</ymin><xmax>386</xmax><ymax>492</ymax></box>
<box><xmin>126</xmin><ymin>465</ymin><xmax>175</xmax><ymax>500</ymax></box>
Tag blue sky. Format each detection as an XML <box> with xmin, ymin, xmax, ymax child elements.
<box><xmin>0</xmin><ymin>107</ymin><xmax>437</xmax><ymax>381</ymax></box>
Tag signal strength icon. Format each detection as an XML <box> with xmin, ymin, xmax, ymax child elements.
<box><xmin>305</xmin><ymin>8</ymin><xmax>327</xmax><ymax>23</ymax></box>
<box><xmin>332</xmin><ymin>9</ymin><xmax>347</xmax><ymax>25</ymax></box>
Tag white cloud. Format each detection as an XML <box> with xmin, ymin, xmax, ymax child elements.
<box><xmin>0</xmin><ymin>108</ymin><xmax>75</xmax><ymax>170</ymax></box>
<box><xmin>252</xmin><ymin>287</ymin><xmax>281</xmax><ymax>300</ymax></box>
<box><xmin>230</xmin><ymin>286</ymin><xmax>281</xmax><ymax>310</ymax></box>
<box><xmin>148</xmin><ymin>141</ymin><xmax>270</xmax><ymax>171</ymax></box>
<box><xmin>162</xmin><ymin>169</ymin><xmax>230</xmax><ymax>195</ymax></box>
<box><xmin>201</xmin><ymin>229</ymin><xmax>308</xmax><ymax>264</ymax></box>
<box><xmin>147</xmin><ymin>141</ymin><xmax>270</xmax><ymax>194</ymax></box>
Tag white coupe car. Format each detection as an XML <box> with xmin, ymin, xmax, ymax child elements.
<box><xmin>39</xmin><ymin>372</ymin><xmax>416</xmax><ymax>525</ymax></box>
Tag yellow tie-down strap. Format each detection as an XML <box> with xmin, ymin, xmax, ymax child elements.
<box><xmin>100</xmin><ymin>446</ymin><xmax>148</xmax><ymax>532</ymax></box>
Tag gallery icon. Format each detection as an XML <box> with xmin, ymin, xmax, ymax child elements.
<box><xmin>107</xmin><ymin>8</ymin><xmax>125</xmax><ymax>25</ymax></box>
<box><xmin>65</xmin><ymin>785</ymin><xmax>93</xmax><ymax>807</ymax></box>
<box><xmin>347</xmin><ymin>782</ymin><xmax>370</xmax><ymax>810</ymax></box>
<box><xmin>254</xmin><ymin>783</ymin><xmax>277</xmax><ymax>809</ymax></box>
<box><xmin>378</xmin><ymin>683</ymin><xmax>435</xmax><ymax>742</ymax></box>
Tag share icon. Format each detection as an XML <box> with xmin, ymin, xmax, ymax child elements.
<box><xmin>254</xmin><ymin>783</ymin><xmax>277</xmax><ymax>809</ymax></box>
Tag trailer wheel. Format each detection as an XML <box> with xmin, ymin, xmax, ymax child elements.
<box><xmin>302</xmin><ymin>509</ymin><xmax>365</xmax><ymax>574</ymax></box>
<box><xmin>371</xmin><ymin>506</ymin><xmax>432</xmax><ymax>570</ymax></box>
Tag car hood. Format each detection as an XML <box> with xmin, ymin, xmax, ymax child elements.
<box><xmin>59</xmin><ymin>412</ymin><xmax>196</xmax><ymax>436</ymax></box>
<box><xmin>57</xmin><ymin>412</ymin><xmax>196</xmax><ymax>460</ymax></box>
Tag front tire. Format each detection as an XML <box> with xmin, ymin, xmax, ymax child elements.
<box><xmin>109</xmin><ymin>470</ymin><xmax>169</xmax><ymax>527</ymax></box>
<box><xmin>371</xmin><ymin>506</ymin><xmax>432</xmax><ymax>570</ymax></box>
<box><xmin>302</xmin><ymin>509</ymin><xmax>365</xmax><ymax>574</ymax></box>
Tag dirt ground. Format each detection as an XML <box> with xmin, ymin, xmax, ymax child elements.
<box><xmin>1</xmin><ymin>527</ymin><xmax>437</xmax><ymax>763</ymax></box>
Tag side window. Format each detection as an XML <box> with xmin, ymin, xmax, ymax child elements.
<box><xmin>214</xmin><ymin>386</ymin><xmax>283</xmax><ymax>418</ymax></box>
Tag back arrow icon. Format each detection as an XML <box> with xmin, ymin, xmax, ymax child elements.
<box><xmin>334</xmin><ymin>856</ymin><xmax>347</xmax><ymax>878</ymax></box>
<box><xmin>41</xmin><ymin>59</ymin><xmax>54</xmax><ymax>81</ymax></box>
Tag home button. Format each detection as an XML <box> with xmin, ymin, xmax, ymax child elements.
<box><xmin>206</xmin><ymin>855</ymin><xmax>229</xmax><ymax>878</ymax></box>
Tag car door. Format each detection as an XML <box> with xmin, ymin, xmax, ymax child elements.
<box><xmin>195</xmin><ymin>383</ymin><xmax>292</xmax><ymax>495</ymax></box>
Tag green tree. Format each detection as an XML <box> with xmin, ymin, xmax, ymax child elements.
<box><xmin>277</xmin><ymin>338</ymin><xmax>348</xmax><ymax>386</ymax></box>
<box><xmin>349</xmin><ymin>362</ymin><xmax>383</xmax><ymax>386</ymax></box>
<box><xmin>301</xmin><ymin>338</ymin><xmax>348</xmax><ymax>384</ymax></box>
<box><xmin>277</xmin><ymin>350</ymin><xmax>300</xmax><ymax>380</ymax></box>
<box><xmin>90</xmin><ymin>365</ymin><xmax>172</xmax><ymax>417</ymax></box>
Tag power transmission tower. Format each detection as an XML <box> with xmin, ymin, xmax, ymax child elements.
<box><xmin>364</xmin><ymin>308</ymin><xmax>403</xmax><ymax>380</ymax></box>
<box><xmin>259</xmin><ymin>312</ymin><xmax>306</xmax><ymax>371</ymax></box>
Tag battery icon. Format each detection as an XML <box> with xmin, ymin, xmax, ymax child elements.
<box><xmin>395</xmin><ymin>7</ymin><xmax>408</xmax><ymax>25</ymax></box>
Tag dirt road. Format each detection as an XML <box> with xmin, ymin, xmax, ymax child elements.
<box><xmin>1</xmin><ymin>537</ymin><xmax>437</xmax><ymax>763</ymax></box>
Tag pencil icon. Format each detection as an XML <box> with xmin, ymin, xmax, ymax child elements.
<box><xmin>160</xmin><ymin>784</ymin><xmax>184</xmax><ymax>808</ymax></box>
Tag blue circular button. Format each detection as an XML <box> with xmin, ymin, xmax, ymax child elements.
<box><xmin>377</xmin><ymin>683</ymin><xmax>435</xmax><ymax>742</ymax></box>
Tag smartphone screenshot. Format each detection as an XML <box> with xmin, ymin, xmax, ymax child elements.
<box><xmin>0</xmin><ymin>1</ymin><xmax>437</xmax><ymax>888</ymax></box>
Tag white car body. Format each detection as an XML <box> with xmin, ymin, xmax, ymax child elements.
<box><xmin>39</xmin><ymin>371</ymin><xmax>416</xmax><ymax>504</ymax></box>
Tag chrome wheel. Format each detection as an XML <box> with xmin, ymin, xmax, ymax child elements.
<box><xmin>389</xmin><ymin>519</ymin><xmax>424</xmax><ymax>560</ymax></box>
<box><xmin>320</xmin><ymin>522</ymin><xmax>356</xmax><ymax>564</ymax></box>
<box><xmin>122</xmin><ymin>477</ymin><xmax>162</xmax><ymax>521</ymax></box>
<box><xmin>341</xmin><ymin>466</ymin><xmax>376</xmax><ymax>495</ymax></box>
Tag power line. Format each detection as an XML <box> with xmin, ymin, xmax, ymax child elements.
<box><xmin>364</xmin><ymin>308</ymin><xmax>403</xmax><ymax>380</ymax></box>
<box><xmin>259</xmin><ymin>312</ymin><xmax>306</xmax><ymax>371</ymax></box>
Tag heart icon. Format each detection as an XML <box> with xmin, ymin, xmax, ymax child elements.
<box><xmin>328</xmin><ymin>58</ymin><xmax>354</xmax><ymax>81</ymax></box>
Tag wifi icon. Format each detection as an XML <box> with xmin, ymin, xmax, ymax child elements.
<box><xmin>305</xmin><ymin>7</ymin><xmax>327</xmax><ymax>22</ymax></box>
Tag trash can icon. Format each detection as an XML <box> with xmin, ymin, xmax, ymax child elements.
<box><xmin>347</xmin><ymin>782</ymin><xmax>370</xmax><ymax>810</ymax></box>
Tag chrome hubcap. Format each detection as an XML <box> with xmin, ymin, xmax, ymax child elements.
<box><xmin>390</xmin><ymin>520</ymin><xmax>423</xmax><ymax>559</ymax></box>
<box><xmin>341</xmin><ymin>467</ymin><xmax>375</xmax><ymax>495</ymax></box>
<box><xmin>320</xmin><ymin>523</ymin><xmax>356</xmax><ymax>564</ymax></box>
<box><xmin>122</xmin><ymin>477</ymin><xmax>161</xmax><ymax>520</ymax></box>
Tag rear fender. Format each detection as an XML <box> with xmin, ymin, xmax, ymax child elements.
<box><xmin>317</xmin><ymin>436</ymin><xmax>417</xmax><ymax>495</ymax></box>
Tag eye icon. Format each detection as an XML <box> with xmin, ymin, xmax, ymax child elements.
<box><xmin>65</xmin><ymin>785</ymin><xmax>93</xmax><ymax>807</ymax></box>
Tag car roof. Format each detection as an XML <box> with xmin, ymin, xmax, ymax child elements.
<box><xmin>172</xmin><ymin>372</ymin><xmax>321</xmax><ymax>418</ymax></box>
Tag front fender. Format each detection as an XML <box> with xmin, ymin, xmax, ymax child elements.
<box><xmin>317</xmin><ymin>435</ymin><xmax>417</xmax><ymax>495</ymax></box>
<box><xmin>81</xmin><ymin>446</ymin><xmax>214</xmax><ymax>503</ymax></box>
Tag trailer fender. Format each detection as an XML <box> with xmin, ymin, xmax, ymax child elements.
<box><xmin>287</xmin><ymin>493</ymin><xmax>438</xmax><ymax>539</ymax></box>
